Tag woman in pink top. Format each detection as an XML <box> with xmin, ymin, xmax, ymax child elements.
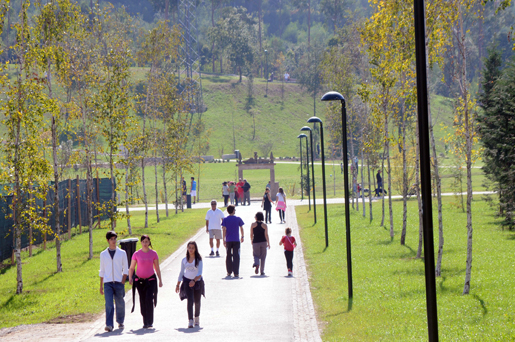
<box><xmin>129</xmin><ymin>235</ymin><xmax>163</xmax><ymax>329</ymax></box>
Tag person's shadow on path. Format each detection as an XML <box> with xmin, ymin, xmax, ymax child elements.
<box><xmin>176</xmin><ymin>327</ymin><xmax>204</xmax><ymax>333</ymax></box>
<box><xmin>125</xmin><ymin>328</ymin><xmax>158</xmax><ymax>336</ymax></box>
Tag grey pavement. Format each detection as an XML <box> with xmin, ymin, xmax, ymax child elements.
<box><xmin>79</xmin><ymin>202</ymin><xmax>321</xmax><ymax>342</ymax></box>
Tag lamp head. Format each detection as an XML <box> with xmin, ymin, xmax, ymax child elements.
<box><xmin>297</xmin><ymin>134</ymin><xmax>308</xmax><ymax>139</ymax></box>
<box><xmin>300</xmin><ymin>126</ymin><xmax>312</xmax><ymax>132</ymax></box>
<box><xmin>321</xmin><ymin>91</ymin><xmax>345</xmax><ymax>102</ymax></box>
<box><xmin>307</xmin><ymin>116</ymin><xmax>323</xmax><ymax>124</ymax></box>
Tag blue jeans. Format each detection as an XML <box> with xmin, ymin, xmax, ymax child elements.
<box><xmin>104</xmin><ymin>282</ymin><xmax>125</xmax><ymax>327</ymax></box>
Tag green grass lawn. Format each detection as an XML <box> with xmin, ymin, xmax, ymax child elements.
<box><xmin>0</xmin><ymin>209</ymin><xmax>207</xmax><ymax>328</ymax></box>
<box><xmin>296</xmin><ymin>197</ymin><xmax>515</xmax><ymax>341</ymax></box>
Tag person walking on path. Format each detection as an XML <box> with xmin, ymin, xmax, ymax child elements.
<box><xmin>175</xmin><ymin>241</ymin><xmax>205</xmax><ymax>329</ymax></box>
<box><xmin>261</xmin><ymin>188</ymin><xmax>273</xmax><ymax>224</ymax></box>
<box><xmin>222</xmin><ymin>205</ymin><xmax>245</xmax><ymax>277</ymax></box>
<box><xmin>275</xmin><ymin>187</ymin><xmax>287</xmax><ymax>224</ymax></box>
<box><xmin>236</xmin><ymin>178</ymin><xmax>245</xmax><ymax>206</ymax></box>
<box><xmin>128</xmin><ymin>235</ymin><xmax>163</xmax><ymax>329</ymax></box>
<box><xmin>279</xmin><ymin>227</ymin><xmax>297</xmax><ymax>276</ymax></box>
<box><xmin>250</xmin><ymin>212</ymin><xmax>270</xmax><ymax>276</ymax></box>
<box><xmin>243</xmin><ymin>179</ymin><xmax>251</xmax><ymax>205</ymax></box>
<box><xmin>99</xmin><ymin>231</ymin><xmax>128</xmax><ymax>332</ymax></box>
<box><xmin>190</xmin><ymin>177</ymin><xmax>197</xmax><ymax>204</ymax></box>
<box><xmin>222</xmin><ymin>181</ymin><xmax>230</xmax><ymax>207</ymax></box>
<box><xmin>376</xmin><ymin>170</ymin><xmax>383</xmax><ymax>197</ymax></box>
<box><xmin>228</xmin><ymin>181</ymin><xmax>236</xmax><ymax>205</ymax></box>
<box><xmin>205</xmin><ymin>200</ymin><xmax>224</xmax><ymax>257</ymax></box>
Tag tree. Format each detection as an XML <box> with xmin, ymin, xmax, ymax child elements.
<box><xmin>1</xmin><ymin>0</ymin><xmax>51</xmax><ymax>294</ymax></box>
<box><xmin>320</xmin><ymin>0</ymin><xmax>348</xmax><ymax>32</ymax></box>
<box><xmin>209</xmin><ymin>7</ymin><xmax>257</xmax><ymax>82</ymax></box>
<box><xmin>478</xmin><ymin>47</ymin><xmax>515</xmax><ymax>229</ymax></box>
<box><xmin>291</xmin><ymin>0</ymin><xmax>313</xmax><ymax>45</ymax></box>
<box><xmin>33</xmin><ymin>0</ymin><xmax>80</xmax><ymax>273</ymax></box>
<box><xmin>93</xmin><ymin>7</ymin><xmax>135</xmax><ymax>230</ymax></box>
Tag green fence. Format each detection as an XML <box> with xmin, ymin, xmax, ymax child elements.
<box><xmin>0</xmin><ymin>178</ymin><xmax>115</xmax><ymax>262</ymax></box>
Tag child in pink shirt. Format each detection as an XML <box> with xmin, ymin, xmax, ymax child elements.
<box><xmin>279</xmin><ymin>227</ymin><xmax>297</xmax><ymax>276</ymax></box>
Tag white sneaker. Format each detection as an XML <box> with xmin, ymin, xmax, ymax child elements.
<box><xmin>194</xmin><ymin>317</ymin><xmax>199</xmax><ymax>326</ymax></box>
<box><xmin>188</xmin><ymin>319</ymin><xmax>194</xmax><ymax>328</ymax></box>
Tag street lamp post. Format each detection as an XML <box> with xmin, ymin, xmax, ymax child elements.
<box><xmin>308</xmin><ymin>117</ymin><xmax>328</xmax><ymax>248</ymax></box>
<box><xmin>321</xmin><ymin>91</ymin><xmax>353</xmax><ymax>298</ymax></box>
<box><xmin>264</xmin><ymin>49</ymin><xmax>268</xmax><ymax>98</ymax></box>
<box><xmin>301</xmin><ymin>126</ymin><xmax>316</xmax><ymax>223</ymax></box>
<box><xmin>297</xmin><ymin>134</ymin><xmax>304</xmax><ymax>201</ymax></box>
<box><xmin>299</xmin><ymin>133</ymin><xmax>311</xmax><ymax>210</ymax></box>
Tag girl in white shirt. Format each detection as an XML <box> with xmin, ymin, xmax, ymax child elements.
<box><xmin>176</xmin><ymin>241</ymin><xmax>204</xmax><ymax>328</ymax></box>
<box><xmin>275</xmin><ymin>187</ymin><xmax>287</xmax><ymax>224</ymax></box>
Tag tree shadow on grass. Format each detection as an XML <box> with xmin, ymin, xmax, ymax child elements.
<box><xmin>376</xmin><ymin>238</ymin><xmax>394</xmax><ymax>246</ymax></box>
<box><xmin>473</xmin><ymin>294</ymin><xmax>488</xmax><ymax>316</ymax></box>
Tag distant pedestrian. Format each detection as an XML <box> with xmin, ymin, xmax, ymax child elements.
<box><xmin>205</xmin><ymin>200</ymin><xmax>224</xmax><ymax>257</ymax></box>
<box><xmin>250</xmin><ymin>212</ymin><xmax>270</xmax><ymax>276</ymax></box>
<box><xmin>222</xmin><ymin>182</ymin><xmax>229</xmax><ymax>207</ymax></box>
<box><xmin>353</xmin><ymin>156</ymin><xmax>359</xmax><ymax>172</ymax></box>
<box><xmin>99</xmin><ymin>231</ymin><xmax>128</xmax><ymax>332</ymax></box>
<box><xmin>261</xmin><ymin>188</ymin><xmax>273</xmax><ymax>224</ymax></box>
<box><xmin>229</xmin><ymin>181</ymin><xmax>236</xmax><ymax>205</ymax></box>
<box><xmin>236</xmin><ymin>178</ymin><xmax>245</xmax><ymax>206</ymax></box>
<box><xmin>376</xmin><ymin>170</ymin><xmax>383</xmax><ymax>196</ymax></box>
<box><xmin>243</xmin><ymin>179</ymin><xmax>251</xmax><ymax>205</ymax></box>
<box><xmin>176</xmin><ymin>241</ymin><xmax>204</xmax><ymax>329</ymax></box>
<box><xmin>340</xmin><ymin>162</ymin><xmax>343</xmax><ymax>174</ymax></box>
<box><xmin>129</xmin><ymin>235</ymin><xmax>163</xmax><ymax>329</ymax></box>
<box><xmin>275</xmin><ymin>187</ymin><xmax>287</xmax><ymax>224</ymax></box>
<box><xmin>279</xmin><ymin>227</ymin><xmax>297</xmax><ymax>276</ymax></box>
<box><xmin>222</xmin><ymin>205</ymin><xmax>245</xmax><ymax>277</ymax></box>
<box><xmin>190</xmin><ymin>177</ymin><xmax>197</xmax><ymax>204</ymax></box>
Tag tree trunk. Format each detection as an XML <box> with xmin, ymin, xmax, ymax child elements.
<box><xmin>141</xmin><ymin>66</ymin><xmax>153</xmax><ymax>228</ymax></box>
<box><xmin>361</xmin><ymin>145</ymin><xmax>365</xmax><ymax>217</ymax></box>
<box><xmin>400</xmin><ymin>115</ymin><xmax>408</xmax><ymax>245</ymax></box>
<box><xmin>386</xmin><ymin>126</ymin><xmax>393</xmax><ymax>238</ymax></box>
<box><xmin>307</xmin><ymin>0</ymin><xmax>311</xmax><ymax>46</ymax></box>
<box><xmin>258</xmin><ymin>0</ymin><xmax>263</xmax><ymax>77</ymax></box>
<box><xmin>460</xmin><ymin>8</ymin><xmax>473</xmax><ymax>295</ymax></box>
<box><xmin>163</xmin><ymin>160</ymin><xmax>169</xmax><ymax>217</ymax></box>
<box><xmin>211</xmin><ymin>0</ymin><xmax>216</xmax><ymax>73</ymax></box>
<box><xmin>125</xmin><ymin>160</ymin><xmax>132</xmax><ymax>234</ymax></box>
<box><xmin>109</xmin><ymin>126</ymin><xmax>115</xmax><ymax>230</ymax></box>
<box><xmin>367</xmin><ymin>155</ymin><xmax>372</xmax><ymax>222</ymax></box>
<box><xmin>154</xmin><ymin>147</ymin><xmax>160</xmax><ymax>223</ymax></box>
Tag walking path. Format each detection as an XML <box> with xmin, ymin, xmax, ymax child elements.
<box><xmin>77</xmin><ymin>202</ymin><xmax>321</xmax><ymax>341</ymax></box>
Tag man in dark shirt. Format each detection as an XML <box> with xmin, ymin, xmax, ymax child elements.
<box><xmin>242</xmin><ymin>179</ymin><xmax>251</xmax><ymax>206</ymax></box>
<box><xmin>222</xmin><ymin>205</ymin><xmax>244</xmax><ymax>278</ymax></box>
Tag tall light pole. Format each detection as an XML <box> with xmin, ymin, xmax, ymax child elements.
<box><xmin>308</xmin><ymin>117</ymin><xmax>328</xmax><ymax>248</ymax></box>
<box><xmin>321</xmin><ymin>91</ymin><xmax>352</xmax><ymax>299</ymax></box>
<box><xmin>297</xmin><ymin>134</ymin><xmax>304</xmax><ymax>201</ymax></box>
<box><xmin>414</xmin><ymin>0</ymin><xmax>439</xmax><ymax>339</ymax></box>
<box><xmin>264</xmin><ymin>49</ymin><xmax>268</xmax><ymax>98</ymax></box>
<box><xmin>301</xmin><ymin>126</ymin><xmax>316</xmax><ymax>223</ymax></box>
<box><xmin>299</xmin><ymin>133</ymin><xmax>311</xmax><ymax>210</ymax></box>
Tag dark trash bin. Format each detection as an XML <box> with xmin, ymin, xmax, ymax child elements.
<box><xmin>187</xmin><ymin>194</ymin><xmax>192</xmax><ymax>209</ymax></box>
<box><xmin>119</xmin><ymin>238</ymin><xmax>139</xmax><ymax>268</ymax></box>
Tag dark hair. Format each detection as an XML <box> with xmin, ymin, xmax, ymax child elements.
<box><xmin>227</xmin><ymin>204</ymin><xmax>235</xmax><ymax>214</ymax></box>
<box><xmin>265</xmin><ymin>187</ymin><xmax>270</xmax><ymax>191</ymax></box>
<box><xmin>106</xmin><ymin>231</ymin><xmax>117</xmax><ymax>240</ymax></box>
<box><xmin>191</xmin><ymin>177</ymin><xmax>195</xmax><ymax>180</ymax></box>
<box><xmin>255</xmin><ymin>212</ymin><xmax>264</xmax><ymax>221</ymax></box>
<box><xmin>278</xmin><ymin>187</ymin><xmax>285</xmax><ymax>196</ymax></box>
<box><xmin>140</xmin><ymin>234</ymin><xmax>152</xmax><ymax>249</ymax></box>
<box><xmin>285</xmin><ymin>227</ymin><xmax>292</xmax><ymax>235</ymax></box>
<box><xmin>186</xmin><ymin>241</ymin><xmax>202</xmax><ymax>267</ymax></box>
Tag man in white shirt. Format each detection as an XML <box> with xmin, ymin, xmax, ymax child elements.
<box><xmin>99</xmin><ymin>231</ymin><xmax>128</xmax><ymax>332</ymax></box>
<box><xmin>205</xmin><ymin>200</ymin><xmax>225</xmax><ymax>256</ymax></box>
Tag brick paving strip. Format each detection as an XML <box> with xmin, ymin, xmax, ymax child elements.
<box><xmin>285</xmin><ymin>205</ymin><xmax>322</xmax><ymax>342</ymax></box>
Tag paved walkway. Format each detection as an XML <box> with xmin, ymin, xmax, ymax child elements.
<box><xmin>79</xmin><ymin>202</ymin><xmax>321</xmax><ymax>342</ymax></box>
